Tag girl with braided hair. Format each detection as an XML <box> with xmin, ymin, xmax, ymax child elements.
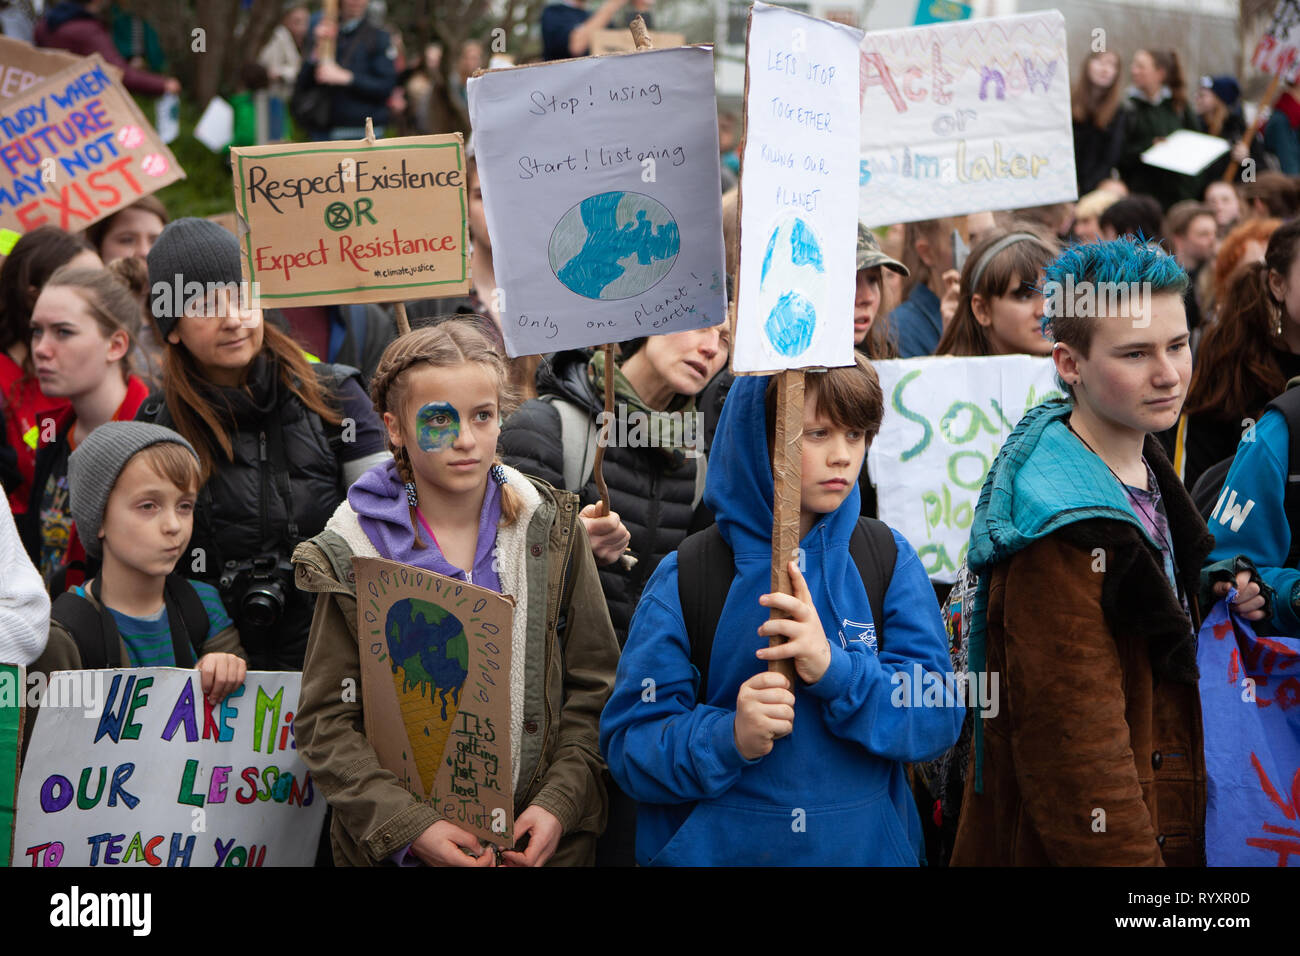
<box><xmin>292</xmin><ymin>319</ymin><xmax>619</xmax><ymax>867</ymax></box>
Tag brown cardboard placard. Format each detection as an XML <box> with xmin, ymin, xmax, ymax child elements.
<box><xmin>589</xmin><ymin>28</ymin><xmax>685</xmax><ymax>55</ymax></box>
<box><xmin>0</xmin><ymin>37</ymin><xmax>122</xmax><ymax>101</ymax></box>
<box><xmin>353</xmin><ymin>557</ymin><xmax>515</xmax><ymax>847</ymax></box>
<box><xmin>0</xmin><ymin>54</ymin><xmax>182</xmax><ymax>235</ymax></box>
<box><xmin>230</xmin><ymin>133</ymin><xmax>470</xmax><ymax>308</ymax></box>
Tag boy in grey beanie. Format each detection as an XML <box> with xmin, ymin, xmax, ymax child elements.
<box><xmin>47</xmin><ymin>421</ymin><xmax>247</xmax><ymax>702</ymax></box>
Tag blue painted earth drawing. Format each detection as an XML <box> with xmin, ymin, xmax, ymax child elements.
<box><xmin>760</xmin><ymin>217</ymin><xmax>825</xmax><ymax>357</ymax></box>
<box><xmin>385</xmin><ymin>598</ymin><xmax>469</xmax><ymax>722</ymax></box>
<box><xmin>550</xmin><ymin>191</ymin><xmax>680</xmax><ymax>300</ymax></box>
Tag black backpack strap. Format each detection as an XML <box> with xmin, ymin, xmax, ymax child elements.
<box><xmin>50</xmin><ymin>581</ymin><xmax>121</xmax><ymax>670</ymax></box>
<box><xmin>1265</xmin><ymin>385</ymin><xmax>1300</xmax><ymax>567</ymax></box>
<box><xmin>849</xmin><ymin>517</ymin><xmax>898</xmax><ymax>653</ymax></box>
<box><xmin>164</xmin><ymin>574</ymin><xmax>211</xmax><ymax>666</ymax></box>
<box><xmin>676</xmin><ymin>525</ymin><xmax>735</xmax><ymax>703</ymax></box>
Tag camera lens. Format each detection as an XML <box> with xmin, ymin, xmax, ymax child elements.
<box><xmin>242</xmin><ymin>581</ymin><xmax>285</xmax><ymax>628</ymax></box>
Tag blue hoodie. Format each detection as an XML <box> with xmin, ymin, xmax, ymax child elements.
<box><xmin>1206</xmin><ymin>409</ymin><xmax>1299</xmax><ymax>635</ymax></box>
<box><xmin>599</xmin><ymin>375</ymin><xmax>963</xmax><ymax>866</ymax></box>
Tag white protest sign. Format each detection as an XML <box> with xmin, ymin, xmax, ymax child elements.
<box><xmin>867</xmin><ymin>355</ymin><xmax>1062</xmax><ymax>583</ymax></box>
<box><xmin>1140</xmin><ymin>129</ymin><xmax>1229</xmax><ymax>177</ymax></box>
<box><xmin>1252</xmin><ymin>0</ymin><xmax>1300</xmax><ymax>84</ymax></box>
<box><xmin>858</xmin><ymin>11</ymin><xmax>1076</xmax><ymax>227</ymax></box>
<box><xmin>468</xmin><ymin>46</ymin><xmax>726</xmax><ymax>357</ymax></box>
<box><xmin>733</xmin><ymin>2</ymin><xmax>863</xmax><ymax>373</ymax></box>
<box><xmin>12</xmin><ymin>669</ymin><xmax>325</xmax><ymax>867</ymax></box>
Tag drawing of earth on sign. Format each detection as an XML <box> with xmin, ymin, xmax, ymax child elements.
<box><xmin>549</xmin><ymin>191</ymin><xmax>680</xmax><ymax>300</ymax></box>
<box><xmin>385</xmin><ymin>598</ymin><xmax>469</xmax><ymax>794</ymax></box>
<box><xmin>759</xmin><ymin>217</ymin><xmax>825</xmax><ymax>357</ymax></box>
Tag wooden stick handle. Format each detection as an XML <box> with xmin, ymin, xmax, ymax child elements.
<box><xmin>768</xmin><ymin>370</ymin><xmax>803</xmax><ymax>683</ymax></box>
<box><xmin>1224</xmin><ymin>72</ymin><xmax>1283</xmax><ymax>182</ymax></box>
<box><xmin>630</xmin><ymin>15</ymin><xmax>652</xmax><ymax>50</ymax></box>
<box><xmin>319</xmin><ymin>0</ymin><xmax>338</xmax><ymax>63</ymax></box>
<box><xmin>393</xmin><ymin>301</ymin><xmax>410</xmax><ymax>336</ymax></box>
<box><xmin>592</xmin><ymin>342</ymin><xmax>615</xmax><ymax>516</ymax></box>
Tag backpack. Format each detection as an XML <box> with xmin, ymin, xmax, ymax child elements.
<box><xmin>1191</xmin><ymin>383</ymin><xmax>1300</xmax><ymax>567</ymax></box>
<box><xmin>675</xmin><ymin>517</ymin><xmax>897</xmax><ymax>702</ymax></box>
<box><xmin>541</xmin><ymin>394</ymin><xmax>707</xmax><ymax>509</ymax></box>
<box><xmin>49</xmin><ymin>574</ymin><xmax>210</xmax><ymax>669</ymax></box>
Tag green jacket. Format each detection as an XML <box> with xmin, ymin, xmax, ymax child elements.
<box><xmin>291</xmin><ymin>468</ymin><xmax>620</xmax><ymax>866</ymax></box>
<box><xmin>1117</xmin><ymin>92</ymin><xmax>1202</xmax><ymax>209</ymax></box>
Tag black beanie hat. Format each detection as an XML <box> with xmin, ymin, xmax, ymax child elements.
<box><xmin>147</xmin><ymin>217</ymin><xmax>243</xmax><ymax>339</ymax></box>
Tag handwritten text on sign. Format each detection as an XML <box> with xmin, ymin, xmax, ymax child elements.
<box><xmin>0</xmin><ymin>55</ymin><xmax>181</xmax><ymax>235</ymax></box>
<box><xmin>354</xmin><ymin>558</ymin><xmax>515</xmax><ymax>847</ymax></box>
<box><xmin>468</xmin><ymin>46</ymin><xmax>726</xmax><ymax>357</ymax></box>
<box><xmin>1252</xmin><ymin>0</ymin><xmax>1300</xmax><ymax>84</ymax></box>
<box><xmin>857</xmin><ymin>11</ymin><xmax>1075</xmax><ymax>227</ymax></box>
<box><xmin>867</xmin><ymin>355</ymin><xmax>1061</xmax><ymax>584</ymax></box>
<box><xmin>13</xmin><ymin>669</ymin><xmax>324</xmax><ymax>867</ymax></box>
<box><xmin>734</xmin><ymin>2</ymin><xmax>862</xmax><ymax>373</ymax></box>
<box><xmin>232</xmin><ymin>134</ymin><xmax>469</xmax><ymax>308</ymax></box>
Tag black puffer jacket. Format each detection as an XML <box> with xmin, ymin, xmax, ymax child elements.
<box><xmin>136</xmin><ymin>357</ymin><xmax>369</xmax><ymax>670</ymax></box>
<box><xmin>499</xmin><ymin>350</ymin><xmax>702</xmax><ymax>644</ymax></box>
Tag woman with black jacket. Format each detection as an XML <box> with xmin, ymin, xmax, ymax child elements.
<box><xmin>1072</xmin><ymin>50</ymin><xmax>1127</xmax><ymax>195</ymax></box>
<box><xmin>135</xmin><ymin>219</ymin><xmax>388</xmax><ymax>670</ymax></box>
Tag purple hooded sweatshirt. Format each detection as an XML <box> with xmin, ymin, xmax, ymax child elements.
<box><xmin>348</xmin><ymin>459</ymin><xmax>503</xmax><ymax>594</ymax></box>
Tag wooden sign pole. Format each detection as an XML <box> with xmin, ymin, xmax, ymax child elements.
<box><xmin>357</xmin><ymin>116</ymin><xmax>415</xmax><ymax>338</ymax></box>
<box><xmin>1224</xmin><ymin>72</ymin><xmax>1284</xmax><ymax>182</ymax></box>
<box><xmin>319</xmin><ymin>0</ymin><xmax>338</xmax><ymax>63</ymax></box>
<box><xmin>581</xmin><ymin>18</ymin><xmax>658</xmax><ymax>572</ymax></box>
<box><xmin>768</xmin><ymin>371</ymin><xmax>802</xmax><ymax>682</ymax></box>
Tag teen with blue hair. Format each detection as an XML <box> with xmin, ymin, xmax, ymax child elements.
<box><xmin>950</xmin><ymin>236</ymin><xmax>1265</xmax><ymax>865</ymax></box>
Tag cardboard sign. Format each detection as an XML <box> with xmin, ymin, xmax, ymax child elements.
<box><xmin>866</xmin><ymin>355</ymin><xmax>1062</xmax><ymax>584</ymax></box>
<box><xmin>468</xmin><ymin>46</ymin><xmax>726</xmax><ymax>357</ymax></box>
<box><xmin>1253</xmin><ymin>0</ymin><xmax>1300</xmax><ymax>84</ymax></box>
<box><xmin>12</xmin><ymin>669</ymin><xmax>325</xmax><ymax>867</ymax></box>
<box><xmin>231</xmin><ymin>133</ymin><xmax>470</xmax><ymax>308</ymax></box>
<box><xmin>353</xmin><ymin>558</ymin><xmax>515</xmax><ymax>847</ymax></box>
<box><xmin>733</xmin><ymin>2</ymin><xmax>863</xmax><ymax>373</ymax></box>
<box><xmin>1197</xmin><ymin>599</ymin><xmax>1300</xmax><ymax>865</ymax></box>
<box><xmin>589</xmin><ymin>29</ymin><xmax>686</xmax><ymax>56</ymax></box>
<box><xmin>857</xmin><ymin>11</ymin><xmax>1076</xmax><ymax>227</ymax></box>
<box><xmin>0</xmin><ymin>37</ymin><xmax>122</xmax><ymax>101</ymax></box>
<box><xmin>0</xmin><ymin>665</ymin><xmax>21</xmax><ymax>868</ymax></box>
<box><xmin>0</xmin><ymin>55</ymin><xmax>182</xmax><ymax>236</ymax></box>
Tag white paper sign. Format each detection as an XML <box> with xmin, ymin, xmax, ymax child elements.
<box><xmin>194</xmin><ymin>95</ymin><xmax>233</xmax><ymax>152</ymax></box>
<box><xmin>867</xmin><ymin>355</ymin><xmax>1063</xmax><ymax>584</ymax></box>
<box><xmin>468</xmin><ymin>47</ymin><xmax>726</xmax><ymax>357</ymax></box>
<box><xmin>1252</xmin><ymin>0</ymin><xmax>1300</xmax><ymax>84</ymax></box>
<box><xmin>1140</xmin><ymin>129</ymin><xmax>1230</xmax><ymax>177</ymax></box>
<box><xmin>858</xmin><ymin>11</ymin><xmax>1076</xmax><ymax>227</ymax></box>
<box><xmin>12</xmin><ymin>669</ymin><xmax>325</xmax><ymax>867</ymax></box>
<box><xmin>733</xmin><ymin>3</ymin><xmax>863</xmax><ymax>374</ymax></box>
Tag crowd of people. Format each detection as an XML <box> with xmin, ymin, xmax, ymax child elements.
<box><xmin>0</xmin><ymin>4</ymin><xmax>1297</xmax><ymax>870</ymax></box>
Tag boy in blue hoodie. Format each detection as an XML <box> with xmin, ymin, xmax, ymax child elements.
<box><xmin>950</xmin><ymin>237</ymin><xmax>1265</xmax><ymax>866</ymax></box>
<box><xmin>599</xmin><ymin>354</ymin><xmax>963</xmax><ymax>866</ymax></box>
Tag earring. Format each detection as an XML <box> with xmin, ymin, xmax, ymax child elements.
<box><xmin>405</xmin><ymin>480</ymin><xmax>418</xmax><ymax>506</ymax></box>
<box><xmin>490</xmin><ymin>463</ymin><xmax>508</xmax><ymax>485</ymax></box>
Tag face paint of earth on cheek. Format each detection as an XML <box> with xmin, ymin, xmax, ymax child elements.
<box><xmin>416</xmin><ymin>402</ymin><xmax>460</xmax><ymax>452</ymax></box>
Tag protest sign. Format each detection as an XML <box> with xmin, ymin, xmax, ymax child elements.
<box><xmin>1141</xmin><ymin>129</ymin><xmax>1230</xmax><ymax>176</ymax></box>
<box><xmin>353</xmin><ymin>558</ymin><xmax>515</xmax><ymax>846</ymax></box>
<box><xmin>1197</xmin><ymin>599</ymin><xmax>1300</xmax><ymax>866</ymax></box>
<box><xmin>857</xmin><ymin>11</ymin><xmax>1075</xmax><ymax>227</ymax></box>
<box><xmin>590</xmin><ymin>29</ymin><xmax>685</xmax><ymax>55</ymax></box>
<box><xmin>231</xmin><ymin>133</ymin><xmax>470</xmax><ymax>308</ymax></box>
<box><xmin>0</xmin><ymin>37</ymin><xmax>122</xmax><ymax>102</ymax></box>
<box><xmin>1252</xmin><ymin>0</ymin><xmax>1300</xmax><ymax>84</ymax></box>
<box><xmin>467</xmin><ymin>45</ymin><xmax>726</xmax><ymax>357</ymax></box>
<box><xmin>0</xmin><ymin>55</ymin><xmax>182</xmax><ymax>236</ymax></box>
<box><xmin>733</xmin><ymin>2</ymin><xmax>862</xmax><ymax>373</ymax></box>
<box><xmin>0</xmin><ymin>665</ymin><xmax>21</xmax><ymax>867</ymax></box>
<box><xmin>12</xmin><ymin>669</ymin><xmax>324</xmax><ymax>867</ymax></box>
<box><xmin>867</xmin><ymin>355</ymin><xmax>1062</xmax><ymax>583</ymax></box>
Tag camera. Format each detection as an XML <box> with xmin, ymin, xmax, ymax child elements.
<box><xmin>219</xmin><ymin>554</ymin><xmax>296</xmax><ymax>628</ymax></box>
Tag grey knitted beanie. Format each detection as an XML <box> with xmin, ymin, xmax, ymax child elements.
<box><xmin>147</xmin><ymin>217</ymin><xmax>243</xmax><ymax>339</ymax></box>
<box><xmin>68</xmin><ymin>422</ymin><xmax>200</xmax><ymax>559</ymax></box>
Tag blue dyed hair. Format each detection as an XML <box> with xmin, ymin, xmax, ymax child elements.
<box><xmin>1039</xmin><ymin>236</ymin><xmax>1188</xmax><ymax>397</ymax></box>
